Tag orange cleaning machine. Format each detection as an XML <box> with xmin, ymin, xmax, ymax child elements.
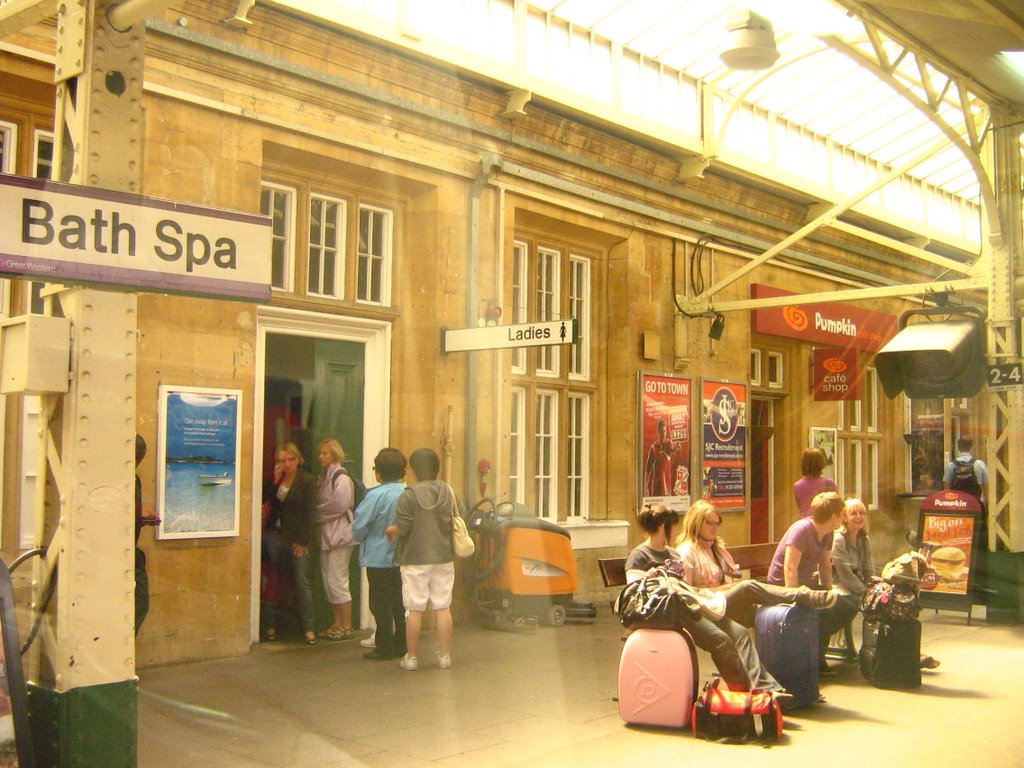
<box><xmin>467</xmin><ymin>500</ymin><xmax>597</xmax><ymax>628</ymax></box>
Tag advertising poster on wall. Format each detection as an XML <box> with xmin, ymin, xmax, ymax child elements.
<box><xmin>700</xmin><ymin>379</ymin><xmax>747</xmax><ymax>510</ymax></box>
<box><xmin>917</xmin><ymin>490</ymin><xmax>983</xmax><ymax>615</ymax></box>
<box><xmin>158</xmin><ymin>386</ymin><xmax>242</xmax><ymax>540</ymax></box>
<box><xmin>638</xmin><ymin>373</ymin><xmax>692</xmax><ymax>512</ymax></box>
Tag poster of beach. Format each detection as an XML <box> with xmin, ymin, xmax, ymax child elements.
<box><xmin>158</xmin><ymin>386</ymin><xmax>242</xmax><ymax>539</ymax></box>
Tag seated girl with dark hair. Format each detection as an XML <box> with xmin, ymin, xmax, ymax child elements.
<box><xmin>623</xmin><ymin>504</ymin><xmax>794</xmax><ymax>707</ymax></box>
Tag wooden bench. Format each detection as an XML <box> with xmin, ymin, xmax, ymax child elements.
<box><xmin>598</xmin><ymin>545</ymin><xmax>856</xmax><ymax>662</ymax></box>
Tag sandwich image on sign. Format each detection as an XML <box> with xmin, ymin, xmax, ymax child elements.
<box><xmin>929</xmin><ymin>546</ymin><xmax>967</xmax><ymax>582</ymax></box>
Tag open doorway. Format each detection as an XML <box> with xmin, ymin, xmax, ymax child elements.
<box><xmin>749</xmin><ymin>397</ymin><xmax>775</xmax><ymax>543</ymax></box>
<box><xmin>252</xmin><ymin>307</ymin><xmax>391</xmax><ymax>642</ymax></box>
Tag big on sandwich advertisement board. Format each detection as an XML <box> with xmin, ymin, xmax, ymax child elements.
<box><xmin>916</xmin><ymin>490</ymin><xmax>983</xmax><ymax>618</ymax></box>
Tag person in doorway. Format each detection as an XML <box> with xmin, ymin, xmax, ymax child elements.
<box><xmin>387</xmin><ymin>447</ymin><xmax>459</xmax><ymax>671</ymax></box>
<box><xmin>134</xmin><ymin>434</ymin><xmax>160</xmax><ymax>635</ymax></box>
<box><xmin>273</xmin><ymin>442</ymin><xmax>320</xmax><ymax>645</ymax></box>
<box><xmin>768</xmin><ymin>491</ymin><xmax>859</xmax><ymax>672</ymax></box>
<box><xmin>792</xmin><ymin>448</ymin><xmax>838</xmax><ymax>519</ymax></box>
<box><xmin>943</xmin><ymin>436</ymin><xmax>988</xmax><ymax>503</ymax></box>
<box><xmin>624</xmin><ymin>504</ymin><xmax>795</xmax><ymax>707</ymax></box>
<box><xmin>675</xmin><ymin>499</ymin><xmax>837</xmax><ymax>628</ymax></box>
<box><xmin>353</xmin><ymin>448</ymin><xmax>408</xmax><ymax>660</ymax></box>
<box><xmin>316</xmin><ymin>439</ymin><xmax>359</xmax><ymax>641</ymax></box>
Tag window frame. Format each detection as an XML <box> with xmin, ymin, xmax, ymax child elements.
<box><xmin>307</xmin><ymin>193</ymin><xmax>347</xmax><ymax>299</ymax></box>
<box><xmin>356</xmin><ymin>203</ymin><xmax>394</xmax><ymax>306</ymax></box>
<box><xmin>566</xmin><ymin>392</ymin><xmax>590</xmax><ymax>520</ymax></box>
<box><xmin>0</xmin><ymin>120</ymin><xmax>17</xmax><ymax>174</ymax></box>
<box><xmin>261</xmin><ymin>182</ymin><xmax>297</xmax><ymax>293</ymax></box>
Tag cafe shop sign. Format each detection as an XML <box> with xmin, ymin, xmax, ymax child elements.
<box><xmin>0</xmin><ymin>174</ymin><xmax>271</xmax><ymax>302</ymax></box>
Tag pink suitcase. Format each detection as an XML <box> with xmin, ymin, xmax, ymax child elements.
<box><xmin>617</xmin><ymin>628</ymin><xmax>698</xmax><ymax>728</ymax></box>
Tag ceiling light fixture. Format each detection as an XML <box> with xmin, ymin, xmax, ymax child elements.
<box><xmin>720</xmin><ymin>9</ymin><xmax>780</xmax><ymax>71</ymax></box>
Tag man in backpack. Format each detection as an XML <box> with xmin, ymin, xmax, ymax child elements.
<box><xmin>943</xmin><ymin>436</ymin><xmax>989</xmax><ymax>554</ymax></box>
<box><xmin>943</xmin><ymin>436</ymin><xmax>988</xmax><ymax>504</ymax></box>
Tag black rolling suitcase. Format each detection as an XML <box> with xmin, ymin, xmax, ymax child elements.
<box><xmin>860</xmin><ymin>618</ymin><xmax>921</xmax><ymax>689</ymax></box>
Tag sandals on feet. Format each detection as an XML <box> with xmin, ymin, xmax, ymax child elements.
<box><xmin>304</xmin><ymin>632</ymin><xmax>318</xmax><ymax>645</ymax></box>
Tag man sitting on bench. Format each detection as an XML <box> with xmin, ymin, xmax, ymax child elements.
<box><xmin>767</xmin><ymin>491</ymin><xmax>860</xmax><ymax>673</ymax></box>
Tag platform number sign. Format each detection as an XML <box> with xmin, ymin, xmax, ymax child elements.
<box><xmin>987</xmin><ymin>363</ymin><xmax>1023</xmax><ymax>391</ymax></box>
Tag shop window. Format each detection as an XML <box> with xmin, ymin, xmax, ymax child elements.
<box><xmin>749</xmin><ymin>349</ymin><xmax>762</xmax><ymax>386</ymax></box>
<box><xmin>767</xmin><ymin>351</ymin><xmax>784</xmax><ymax>388</ymax></box>
<box><xmin>837</xmin><ymin>365</ymin><xmax>882</xmax><ymax>508</ymax></box>
<box><xmin>908</xmin><ymin>397</ymin><xmax>944</xmax><ymax>495</ymax></box>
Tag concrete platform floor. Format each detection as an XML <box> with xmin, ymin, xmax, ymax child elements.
<box><xmin>138</xmin><ymin>607</ymin><xmax>1024</xmax><ymax>768</ymax></box>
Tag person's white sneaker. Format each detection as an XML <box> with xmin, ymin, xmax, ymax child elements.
<box><xmin>399</xmin><ymin>654</ymin><xmax>418</xmax><ymax>671</ymax></box>
<box><xmin>436</xmin><ymin>652</ymin><xmax>452</xmax><ymax>670</ymax></box>
<box><xmin>360</xmin><ymin>632</ymin><xmax>376</xmax><ymax>649</ymax></box>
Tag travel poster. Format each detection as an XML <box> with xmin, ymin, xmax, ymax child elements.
<box><xmin>638</xmin><ymin>373</ymin><xmax>692</xmax><ymax>512</ymax></box>
<box><xmin>157</xmin><ymin>386</ymin><xmax>242</xmax><ymax>539</ymax></box>
<box><xmin>700</xmin><ymin>379</ymin><xmax>747</xmax><ymax>510</ymax></box>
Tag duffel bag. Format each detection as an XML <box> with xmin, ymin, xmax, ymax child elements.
<box><xmin>690</xmin><ymin>677</ymin><xmax>783</xmax><ymax>744</ymax></box>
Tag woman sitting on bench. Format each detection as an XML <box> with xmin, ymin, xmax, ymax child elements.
<box><xmin>675</xmin><ymin>500</ymin><xmax>838</xmax><ymax>628</ymax></box>
<box><xmin>624</xmin><ymin>503</ymin><xmax>794</xmax><ymax>706</ymax></box>
<box><xmin>833</xmin><ymin>498</ymin><xmax>940</xmax><ymax>670</ymax></box>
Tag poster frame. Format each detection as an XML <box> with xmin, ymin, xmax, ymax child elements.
<box><xmin>157</xmin><ymin>385</ymin><xmax>243</xmax><ymax>540</ymax></box>
<box><xmin>699</xmin><ymin>377</ymin><xmax>748</xmax><ymax>511</ymax></box>
<box><xmin>637</xmin><ymin>371</ymin><xmax>693</xmax><ymax>513</ymax></box>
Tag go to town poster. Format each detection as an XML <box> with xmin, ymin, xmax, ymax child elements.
<box><xmin>638</xmin><ymin>373</ymin><xmax>692</xmax><ymax>512</ymax></box>
<box><xmin>157</xmin><ymin>386</ymin><xmax>242</xmax><ymax>540</ymax></box>
<box><xmin>700</xmin><ymin>379</ymin><xmax>747</xmax><ymax>510</ymax></box>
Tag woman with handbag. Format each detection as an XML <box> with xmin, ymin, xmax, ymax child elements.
<box><xmin>834</xmin><ymin>499</ymin><xmax>939</xmax><ymax>669</ymax></box>
<box><xmin>316</xmin><ymin>439</ymin><xmax>359</xmax><ymax>641</ymax></box>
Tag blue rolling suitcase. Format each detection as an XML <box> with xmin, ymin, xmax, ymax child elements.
<box><xmin>754</xmin><ymin>604</ymin><xmax>820</xmax><ymax>708</ymax></box>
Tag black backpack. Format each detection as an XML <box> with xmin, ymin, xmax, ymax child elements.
<box><xmin>332</xmin><ymin>467</ymin><xmax>368</xmax><ymax>512</ymax></box>
<box><xmin>950</xmin><ymin>458</ymin><xmax>981</xmax><ymax>499</ymax></box>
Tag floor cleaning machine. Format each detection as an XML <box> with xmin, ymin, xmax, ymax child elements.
<box><xmin>466</xmin><ymin>498</ymin><xmax>597</xmax><ymax>629</ymax></box>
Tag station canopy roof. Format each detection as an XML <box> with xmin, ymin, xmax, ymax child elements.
<box><xmin>272</xmin><ymin>0</ymin><xmax>1023</xmax><ymax>256</ymax></box>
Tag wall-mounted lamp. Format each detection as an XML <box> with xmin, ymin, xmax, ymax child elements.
<box><xmin>708</xmin><ymin>313</ymin><xmax>726</xmax><ymax>341</ymax></box>
<box><xmin>720</xmin><ymin>9</ymin><xmax>780</xmax><ymax>71</ymax></box>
